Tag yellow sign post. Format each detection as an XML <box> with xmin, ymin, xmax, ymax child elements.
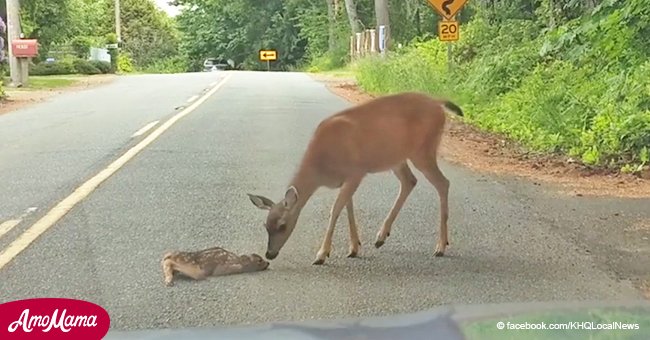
<box><xmin>438</xmin><ymin>20</ymin><xmax>459</xmax><ymax>42</ymax></box>
<box><xmin>427</xmin><ymin>0</ymin><xmax>468</xmax><ymax>71</ymax></box>
<box><xmin>259</xmin><ymin>49</ymin><xmax>277</xmax><ymax>71</ymax></box>
<box><xmin>427</xmin><ymin>0</ymin><xmax>468</xmax><ymax>20</ymax></box>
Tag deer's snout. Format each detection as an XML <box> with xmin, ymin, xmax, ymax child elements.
<box><xmin>265</xmin><ymin>251</ymin><xmax>278</xmax><ymax>260</ymax></box>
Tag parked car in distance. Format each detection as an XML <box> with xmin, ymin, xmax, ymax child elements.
<box><xmin>203</xmin><ymin>58</ymin><xmax>232</xmax><ymax>72</ymax></box>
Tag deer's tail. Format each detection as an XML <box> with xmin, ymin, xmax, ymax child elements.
<box><xmin>441</xmin><ymin>100</ymin><xmax>464</xmax><ymax>117</ymax></box>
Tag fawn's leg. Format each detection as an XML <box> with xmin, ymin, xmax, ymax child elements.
<box><xmin>162</xmin><ymin>258</ymin><xmax>176</xmax><ymax>286</ymax></box>
<box><xmin>166</xmin><ymin>261</ymin><xmax>208</xmax><ymax>283</ymax></box>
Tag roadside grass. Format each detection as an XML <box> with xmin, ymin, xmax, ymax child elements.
<box><xmin>4</xmin><ymin>74</ymin><xmax>117</xmax><ymax>92</ymax></box>
<box><xmin>24</xmin><ymin>76</ymin><xmax>79</xmax><ymax>90</ymax></box>
<box><xmin>349</xmin><ymin>3</ymin><xmax>650</xmax><ymax>173</ymax></box>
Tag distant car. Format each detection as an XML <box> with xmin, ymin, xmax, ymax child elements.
<box><xmin>203</xmin><ymin>58</ymin><xmax>229</xmax><ymax>72</ymax></box>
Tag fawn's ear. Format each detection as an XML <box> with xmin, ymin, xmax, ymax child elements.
<box><xmin>283</xmin><ymin>186</ymin><xmax>299</xmax><ymax>209</ymax></box>
<box><xmin>247</xmin><ymin>194</ymin><xmax>275</xmax><ymax>210</ymax></box>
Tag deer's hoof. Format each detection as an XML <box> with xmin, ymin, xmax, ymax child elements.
<box><xmin>374</xmin><ymin>240</ymin><xmax>385</xmax><ymax>248</ymax></box>
<box><xmin>347</xmin><ymin>251</ymin><xmax>358</xmax><ymax>258</ymax></box>
<box><xmin>312</xmin><ymin>258</ymin><xmax>325</xmax><ymax>265</ymax></box>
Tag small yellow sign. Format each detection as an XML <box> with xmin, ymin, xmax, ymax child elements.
<box><xmin>428</xmin><ymin>0</ymin><xmax>468</xmax><ymax>20</ymax></box>
<box><xmin>259</xmin><ymin>50</ymin><xmax>277</xmax><ymax>62</ymax></box>
<box><xmin>438</xmin><ymin>20</ymin><xmax>459</xmax><ymax>42</ymax></box>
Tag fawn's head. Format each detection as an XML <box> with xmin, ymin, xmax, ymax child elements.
<box><xmin>247</xmin><ymin>186</ymin><xmax>300</xmax><ymax>260</ymax></box>
<box><xmin>243</xmin><ymin>254</ymin><xmax>270</xmax><ymax>271</ymax></box>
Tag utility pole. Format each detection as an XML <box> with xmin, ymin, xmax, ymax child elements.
<box><xmin>115</xmin><ymin>0</ymin><xmax>121</xmax><ymax>42</ymax></box>
<box><xmin>6</xmin><ymin>0</ymin><xmax>22</xmax><ymax>86</ymax></box>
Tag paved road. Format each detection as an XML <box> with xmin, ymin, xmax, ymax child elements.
<box><xmin>0</xmin><ymin>72</ymin><xmax>225</xmax><ymax>234</ymax></box>
<box><xmin>0</xmin><ymin>71</ymin><xmax>646</xmax><ymax>331</ymax></box>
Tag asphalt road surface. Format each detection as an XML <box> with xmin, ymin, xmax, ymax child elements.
<box><xmin>0</xmin><ymin>71</ymin><xmax>647</xmax><ymax>331</ymax></box>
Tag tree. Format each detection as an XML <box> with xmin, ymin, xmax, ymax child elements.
<box><xmin>374</xmin><ymin>0</ymin><xmax>390</xmax><ymax>48</ymax></box>
<box><xmin>344</xmin><ymin>0</ymin><xmax>363</xmax><ymax>34</ymax></box>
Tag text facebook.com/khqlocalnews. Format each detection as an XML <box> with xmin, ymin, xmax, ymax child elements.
<box><xmin>496</xmin><ymin>320</ymin><xmax>640</xmax><ymax>331</ymax></box>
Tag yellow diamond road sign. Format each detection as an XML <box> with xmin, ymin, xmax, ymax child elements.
<box><xmin>428</xmin><ymin>0</ymin><xmax>468</xmax><ymax>20</ymax></box>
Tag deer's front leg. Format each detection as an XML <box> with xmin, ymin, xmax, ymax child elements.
<box><xmin>346</xmin><ymin>198</ymin><xmax>361</xmax><ymax>258</ymax></box>
<box><xmin>314</xmin><ymin>178</ymin><xmax>362</xmax><ymax>265</ymax></box>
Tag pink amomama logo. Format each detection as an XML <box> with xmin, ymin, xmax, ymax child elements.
<box><xmin>0</xmin><ymin>298</ymin><xmax>110</xmax><ymax>339</ymax></box>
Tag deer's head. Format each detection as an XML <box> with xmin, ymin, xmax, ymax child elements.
<box><xmin>247</xmin><ymin>186</ymin><xmax>300</xmax><ymax>260</ymax></box>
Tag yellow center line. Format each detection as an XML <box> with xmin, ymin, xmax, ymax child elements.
<box><xmin>0</xmin><ymin>74</ymin><xmax>232</xmax><ymax>271</ymax></box>
<box><xmin>0</xmin><ymin>219</ymin><xmax>22</xmax><ymax>240</ymax></box>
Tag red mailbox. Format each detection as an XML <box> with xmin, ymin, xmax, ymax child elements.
<box><xmin>11</xmin><ymin>39</ymin><xmax>39</xmax><ymax>58</ymax></box>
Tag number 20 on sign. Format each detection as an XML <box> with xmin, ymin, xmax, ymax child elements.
<box><xmin>438</xmin><ymin>20</ymin><xmax>459</xmax><ymax>42</ymax></box>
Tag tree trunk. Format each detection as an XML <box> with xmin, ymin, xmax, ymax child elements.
<box><xmin>326</xmin><ymin>0</ymin><xmax>336</xmax><ymax>51</ymax></box>
<box><xmin>374</xmin><ymin>0</ymin><xmax>390</xmax><ymax>49</ymax></box>
<box><xmin>584</xmin><ymin>0</ymin><xmax>598</xmax><ymax>11</ymax></box>
<box><xmin>6</xmin><ymin>0</ymin><xmax>22</xmax><ymax>86</ymax></box>
<box><xmin>344</xmin><ymin>0</ymin><xmax>362</xmax><ymax>34</ymax></box>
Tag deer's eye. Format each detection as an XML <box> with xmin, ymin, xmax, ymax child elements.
<box><xmin>277</xmin><ymin>223</ymin><xmax>287</xmax><ymax>232</ymax></box>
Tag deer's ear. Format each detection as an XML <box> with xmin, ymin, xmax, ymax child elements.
<box><xmin>247</xmin><ymin>194</ymin><xmax>275</xmax><ymax>210</ymax></box>
<box><xmin>283</xmin><ymin>186</ymin><xmax>299</xmax><ymax>209</ymax></box>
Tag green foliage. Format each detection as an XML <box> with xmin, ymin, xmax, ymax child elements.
<box><xmin>0</xmin><ymin>68</ymin><xmax>5</xmax><ymax>99</ymax></box>
<box><xmin>117</xmin><ymin>53</ymin><xmax>135</xmax><ymax>73</ymax></box>
<box><xmin>355</xmin><ymin>0</ymin><xmax>650</xmax><ymax>171</ymax></box>
<box><xmin>175</xmin><ymin>0</ymin><xmax>323</xmax><ymax>70</ymax></box>
<box><xmin>90</xmin><ymin>60</ymin><xmax>112</xmax><ymax>74</ymax></box>
<box><xmin>13</xmin><ymin>0</ymin><xmax>181</xmax><ymax>69</ymax></box>
<box><xmin>73</xmin><ymin>59</ymin><xmax>101</xmax><ymax>75</ymax></box>
<box><xmin>30</xmin><ymin>60</ymin><xmax>77</xmax><ymax>76</ymax></box>
<box><xmin>71</xmin><ymin>36</ymin><xmax>93</xmax><ymax>59</ymax></box>
<box><xmin>105</xmin><ymin>33</ymin><xmax>118</xmax><ymax>45</ymax></box>
<box><xmin>115</xmin><ymin>0</ymin><xmax>181</xmax><ymax>69</ymax></box>
<box><xmin>19</xmin><ymin>0</ymin><xmax>80</xmax><ymax>59</ymax></box>
<box><xmin>31</xmin><ymin>58</ymin><xmax>112</xmax><ymax>76</ymax></box>
<box><xmin>139</xmin><ymin>56</ymin><xmax>188</xmax><ymax>74</ymax></box>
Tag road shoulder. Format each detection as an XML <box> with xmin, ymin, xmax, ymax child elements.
<box><xmin>310</xmin><ymin>72</ymin><xmax>650</xmax><ymax>301</ymax></box>
<box><xmin>0</xmin><ymin>74</ymin><xmax>117</xmax><ymax>116</ymax></box>
<box><xmin>310</xmin><ymin>72</ymin><xmax>650</xmax><ymax>199</ymax></box>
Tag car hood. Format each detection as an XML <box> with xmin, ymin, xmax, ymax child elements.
<box><xmin>105</xmin><ymin>299</ymin><xmax>650</xmax><ymax>340</ymax></box>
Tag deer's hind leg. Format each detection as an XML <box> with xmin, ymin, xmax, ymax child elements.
<box><xmin>411</xmin><ymin>151</ymin><xmax>450</xmax><ymax>257</ymax></box>
<box><xmin>374</xmin><ymin>162</ymin><xmax>418</xmax><ymax>248</ymax></box>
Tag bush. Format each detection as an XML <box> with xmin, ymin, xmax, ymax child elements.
<box><xmin>354</xmin><ymin>2</ymin><xmax>650</xmax><ymax>171</ymax></box>
<box><xmin>73</xmin><ymin>59</ymin><xmax>101</xmax><ymax>75</ymax></box>
<box><xmin>71</xmin><ymin>36</ymin><xmax>93</xmax><ymax>59</ymax></box>
<box><xmin>139</xmin><ymin>56</ymin><xmax>187</xmax><ymax>74</ymax></box>
<box><xmin>90</xmin><ymin>60</ymin><xmax>112</xmax><ymax>74</ymax></box>
<box><xmin>117</xmin><ymin>53</ymin><xmax>134</xmax><ymax>73</ymax></box>
<box><xmin>30</xmin><ymin>60</ymin><xmax>76</xmax><ymax>76</ymax></box>
<box><xmin>0</xmin><ymin>67</ymin><xmax>5</xmax><ymax>99</ymax></box>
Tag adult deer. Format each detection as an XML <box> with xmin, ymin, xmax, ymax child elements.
<box><xmin>248</xmin><ymin>92</ymin><xmax>464</xmax><ymax>265</ymax></box>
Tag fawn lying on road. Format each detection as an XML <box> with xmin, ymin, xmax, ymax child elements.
<box><xmin>248</xmin><ymin>92</ymin><xmax>464</xmax><ymax>265</ymax></box>
<box><xmin>161</xmin><ymin>246</ymin><xmax>269</xmax><ymax>286</ymax></box>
